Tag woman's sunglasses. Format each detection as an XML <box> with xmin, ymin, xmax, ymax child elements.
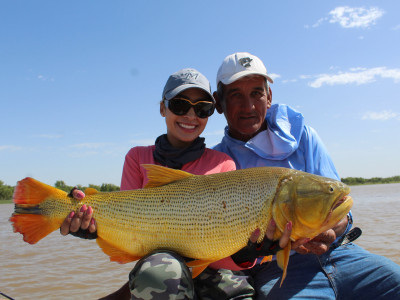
<box><xmin>164</xmin><ymin>97</ymin><xmax>215</xmax><ymax>119</ymax></box>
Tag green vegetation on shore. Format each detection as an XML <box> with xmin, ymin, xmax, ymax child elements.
<box><xmin>1</xmin><ymin>176</ymin><xmax>400</xmax><ymax>203</ymax></box>
<box><xmin>0</xmin><ymin>180</ymin><xmax>119</xmax><ymax>201</ymax></box>
<box><xmin>341</xmin><ymin>175</ymin><xmax>400</xmax><ymax>186</ymax></box>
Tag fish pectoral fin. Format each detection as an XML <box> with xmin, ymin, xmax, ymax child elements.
<box><xmin>96</xmin><ymin>238</ymin><xmax>141</xmax><ymax>263</ymax></box>
<box><xmin>186</xmin><ymin>259</ymin><xmax>213</xmax><ymax>278</ymax></box>
<box><xmin>260</xmin><ymin>255</ymin><xmax>273</xmax><ymax>264</ymax></box>
<box><xmin>276</xmin><ymin>243</ymin><xmax>291</xmax><ymax>287</ymax></box>
<box><xmin>142</xmin><ymin>164</ymin><xmax>194</xmax><ymax>188</ymax></box>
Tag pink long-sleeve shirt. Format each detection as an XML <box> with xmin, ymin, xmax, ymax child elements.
<box><xmin>120</xmin><ymin>145</ymin><xmax>251</xmax><ymax>270</ymax></box>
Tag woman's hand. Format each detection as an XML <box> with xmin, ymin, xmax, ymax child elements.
<box><xmin>60</xmin><ymin>189</ymin><xmax>97</xmax><ymax>238</ymax></box>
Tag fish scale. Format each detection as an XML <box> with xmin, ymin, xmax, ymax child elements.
<box><xmin>10</xmin><ymin>164</ymin><xmax>352</xmax><ymax>283</ymax></box>
<box><xmin>91</xmin><ymin>167</ymin><xmax>285</xmax><ymax>260</ymax></box>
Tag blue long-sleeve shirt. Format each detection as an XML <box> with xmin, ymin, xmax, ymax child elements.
<box><xmin>214</xmin><ymin>103</ymin><xmax>352</xmax><ymax>242</ymax></box>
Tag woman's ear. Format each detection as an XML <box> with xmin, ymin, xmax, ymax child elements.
<box><xmin>160</xmin><ymin>101</ymin><xmax>166</xmax><ymax>117</ymax></box>
<box><xmin>213</xmin><ymin>91</ymin><xmax>223</xmax><ymax>114</ymax></box>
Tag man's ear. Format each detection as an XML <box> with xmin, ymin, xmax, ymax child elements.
<box><xmin>213</xmin><ymin>91</ymin><xmax>224</xmax><ymax>114</ymax></box>
<box><xmin>160</xmin><ymin>101</ymin><xmax>166</xmax><ymax>116</ymax></box>
<box><xmin>267</xmin><ymin>87</ymin><xmax>272</xmax><ymax>108</ymax></box>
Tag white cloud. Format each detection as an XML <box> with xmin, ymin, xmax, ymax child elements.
<box><xmin>37</xmin><ymin>75</ymin><xmax>55</xmax><ymax>82</ymax></box>
<box><xmin>392</xmin><ymin>25</ymin><xmax>400</xmax><ymax>30</ymax></box>
<box><xmin>34</xmin><ymin>134</ymin><xmax>63</xmax><ymax>139</ymax></box>
<box><xmin>269</xmin><ymin>73</ymin><xmax>281</xmax><ymax>81</ymax></box>
<box><xmin>69</xmin><ymin>143</ymin><xmax>108</xmax><ymax>149</ymax></box>
<box><xmin>329</xmin><ymin>6</ymin><xmax>384</xmax><ymax>28</ymax></box>
<box><xmin>129</xmin><ymin>139</ymin><xmax>155</xmax><ymax>146</ymax></box>
<box><xmin>305</xmin><ymin>17</ymin><xmax>328</xmax><ymax>28</ymax></box>
<box><xmin>203</xmin><ymin>130</ymin><xmax>224</xmax><ymax>137</ymax></box>
<box><xmin>362</xmin><ymin>111</ymin><xmax>399</xmax><ymax>121</ymax></box>
<box><xmin>307</xmin><ymin>67</ymin><xmax>400</xmax><ymax>88</ymax></box>
<box><xmin>306</xmin><ymin>6</ymin><xmax>384</xmax><ymax>29</ymax></box>
<box><xmin>0</xmin><ymin>145</ymin><xmax>23</xmax><ymax>151</ymax></box>
<box><xmin>68</xmin><ymin>151</ymin><xmax>99</xmax><ymax>158</ymax></box>
<box><xmin>282</xmin><ymin>78</ymin><xmax>298</xmax><ymax>84</ymax></box>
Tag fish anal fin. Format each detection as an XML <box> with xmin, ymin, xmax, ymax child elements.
<box><xmin>276</xmin><ymin>243</ymin><xmax>292</xmax><ymax>287</ymax></box>
<box><xmin>96</xmin><ymin>237</ymin><xmax>141</xmax><ymax>263</ymax></box>
<box><xmin>260</xmin><ymin>255</ymin><xmax>273</xmax><ymax>264</ymax></box>
<box><xmin>10</xmin><ymin>214</ymin><xmax>60</xmax><ymax>244</ymax></box>
<box><xmin>142</xmin><ymin>164</ymin><xmax>194</xmax><ymax>188</ymax></box>
<box><xmin>84</xmin><ymin>188</ymin><xmax>99</xmax><ymax>196</ymax></box>
<box><xmin>186</xmin><ymin>259</ymin><xmax>213</xmax><ymax>278</ymax></box>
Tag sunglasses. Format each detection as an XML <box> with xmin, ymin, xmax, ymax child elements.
<box><xmin>164</xmin><ymin>97</ymin><xmax>215</xmax><ymax>119</ymax></box>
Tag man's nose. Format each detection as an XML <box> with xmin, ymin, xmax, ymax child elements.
<box><xmin>240</xmin><ymin>96</ymin><xmax>256</xmax><ymax>110</ymax></box>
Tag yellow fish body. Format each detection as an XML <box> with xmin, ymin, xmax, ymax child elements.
<box><xmin>10</xmin><ymin>165</ymin><xmax>353</xmax><ymax>284</ymax></box>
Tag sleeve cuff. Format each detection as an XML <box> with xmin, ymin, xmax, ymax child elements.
<box><xmin>332</xmin><ymin>211</ymin><xmax>353</xmax><ymax>245</ymax></box>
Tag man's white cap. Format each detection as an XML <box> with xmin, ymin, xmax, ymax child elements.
<box><xmin>216</xmin><ymin>52</ymin><xmax>273</xmax><ymax>86</ymax></box>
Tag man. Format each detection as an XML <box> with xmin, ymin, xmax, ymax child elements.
<box><xmin>213</xmin><ymin>52</ymin><xmax>400</xmax><ymax>299</ymax></box>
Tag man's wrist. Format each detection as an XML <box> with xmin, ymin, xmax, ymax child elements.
<box><xmin>332</xmin><ymin>212</ymin><xmax>353</xmax><ymax>246</ymax></box>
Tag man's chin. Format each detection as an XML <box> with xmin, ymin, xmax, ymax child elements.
<box><xmin>240</xmin><ymin>123</ymin><xmax>264</xmax><ymax>135</ymax></box>
<box><xmin>230</xmin><ymin>126</ymin><xmax>262</xmax><ymax>141</ymax></box>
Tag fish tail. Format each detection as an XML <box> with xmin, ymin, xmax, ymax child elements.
<box><xmin>10</xmin><ymin>214</ymin><xmax>59</xmax><ymax>244</ymax></box>
<box><xmin>13</xmin><ymin>177</ymin><xmax>66</xmax><ymax>206</ymax></box>
<box><xmin>10</xmin><ymin>177</ymin><xmax>68</xmax><ymax>244</ymax></box>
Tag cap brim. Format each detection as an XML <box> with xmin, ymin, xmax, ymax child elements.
<box><xmin>164</xmin><ymin>84</ymin><xmax>215</xmax><ymax>102</ymax></box>
<box><xmin>220</xmin><ymin>71</ymin><xmax>273</xmax><ymax>85</ymax></box>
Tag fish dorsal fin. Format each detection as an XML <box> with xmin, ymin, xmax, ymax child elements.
<box><xmin>142</xmin><ymin>164</ymin><xmax>194</xmax><ymax>188</ymax></box>
<box><xmin>84</xmin><ymin>188</ymin><xmax>99</xmax><ymax>196</ymax></box>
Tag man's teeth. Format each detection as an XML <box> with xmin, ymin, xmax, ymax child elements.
<box><xmin>179</xmin><ymin>123</ymin><xmax>195</xmax><ymax>129</ymax></box>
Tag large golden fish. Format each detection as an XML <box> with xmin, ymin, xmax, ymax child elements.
<box><xmin>10</xmin><ymin>165</ymin><xmax>353</xmax><ymax>285</ymax></box>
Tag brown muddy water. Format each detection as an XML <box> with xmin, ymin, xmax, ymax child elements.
<box><xmin>1</xmin><ymin>183</ymin><xmax>399</xmax><ymax>299</ymax></box>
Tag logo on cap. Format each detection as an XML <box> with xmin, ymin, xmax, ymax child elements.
<box><xmin>181</xmin><ymin>72</ymin><xmax>199</xmax><ymax>80</ymax></box>
<box><xmin>239</xmin><ymin>57</ymin><xmax>253</xmax><ymax>68</ymax></box>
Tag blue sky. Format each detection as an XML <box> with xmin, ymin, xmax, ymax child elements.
<box><xmin>1</xmin><ymin>1</ymin><xmax>399</xmax><ymax>187</ymax></box>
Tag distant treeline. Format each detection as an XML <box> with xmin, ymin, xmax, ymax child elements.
<box><xmin>1</xmin><ymin>176</ymin><xmax>400</xmax><ymax>200</ymax></box>
<box><xmin>53</xmin><ymin>180</ymin><xmax>120</xmax><ymax>194</ymax></box>
<box><xmin>341</xmin><ymin>176</ymin><xmax>400</xmax><ymax>186</ymax></box>
<box><xmin>0</xmin><ymin>180</ymin><xmax>120</xmax><ymax>200</ymax></box>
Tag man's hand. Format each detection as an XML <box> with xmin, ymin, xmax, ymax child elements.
<box><xmin>60</xmin><ymin>189</ymin><xmax>97</xmax><ymax>237</ymax></box>
<box><xmin>231</xmin><ymin>219</ymin><xmax>308</xmax><ymax>264</ymax></box>
<box><xmin>295</xmin><ymin>215</ymin><xmax>349</xmax><ymax>255</ymax></box>
<box><xmin>294</xmin><ymin>229</ymin><xmax>336</xmax><ymax>255</ymax></box>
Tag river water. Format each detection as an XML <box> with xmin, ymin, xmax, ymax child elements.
<box><xmin>1</xmin><ymin>183</ymin><xmax>399</xmax><ymax>299</ymax></box>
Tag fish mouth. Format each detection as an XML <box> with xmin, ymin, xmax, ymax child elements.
<box><xmin>331</xmin><ymin>194</ymin><xmax>351</xmax><ymax>211</ymax></box>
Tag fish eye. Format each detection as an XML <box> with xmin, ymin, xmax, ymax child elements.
<box><xmin>329</xmin><ymin>186</ymin><xmax>334</xmax><ymax>193</ymax></box>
